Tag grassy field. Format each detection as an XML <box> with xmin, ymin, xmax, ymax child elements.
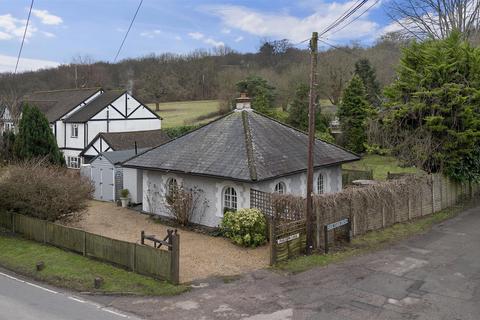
<box><xmin>276</xmin><ymin>204</ymin><xmax>461</xmax><ymax>274</ymax></box>
<box><xmin>148</xmin><ymin>100</ymin><xmax>221</xmax><ymax>128</ymax></box>
<box><xmin>343</xmin><ymin>154</ymin><xmax>423</xmax><ymax>180</ymax></box>
<box><xmin>0</xmin><ymin>232</ymin><xmax>188</xmax><ymax>296</ymax></box>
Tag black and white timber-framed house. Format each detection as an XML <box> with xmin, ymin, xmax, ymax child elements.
<box><xmin>1</xmin><ymin>88</ymin><xmax>162</xmax><ymax>168</ymax></box>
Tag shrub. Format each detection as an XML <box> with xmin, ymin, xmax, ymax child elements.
<box><xmin>120</xmin><ymin>189</ymin><xmax>129</xmax><ymax>198</ymax></box>
<box><xmin>0</xmin><ymin>160</ymin><xmax>93</xmax><ymax>221</ymax></box>
<box><xmin>165</xmin><ymin>185</ymin><xmax>207</xmax><ymax>226</ymax></box>
<box><xmin>221</xmin><ymin>209</ymin><xmax>267</xmax><ymax>247</ymax></box>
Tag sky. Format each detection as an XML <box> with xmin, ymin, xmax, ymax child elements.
<box><xmin>0</xmin><ymin>0</ymin><xmax>399</xmax><ymax>73</ymax></box>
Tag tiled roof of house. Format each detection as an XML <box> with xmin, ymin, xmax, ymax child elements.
<box><xmin>23</xmin><ymin>88</ymin><xmax>101</xmax><ymax>122</ymax></box>
<box><xmin>100</xmin><ymin>148</ymin><xmax>150</xmax><ymax>165</ymax></box>
<box><xmin>65</xmin><ymin>90</ymin><xmax>124</xmax><ymax>123</ymax></box>
<box><xmin>80</xmin><ymin>129</ymin><xmax>171</xmax><ymax>157</ymax></box>
<box><xmin>123</xmin><ymin>110</ymin><xmax>360</xmax><ymax>182</ymax></box>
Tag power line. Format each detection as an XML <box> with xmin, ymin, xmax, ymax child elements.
<box><xmin>328</xmin><ymin>0</ymin><xmax>381</xmax><ymax>36</ymax></box>
<box><xmin>14</xmin><ymin>0</ymin><xmax>34</xmax><ymax>74</ymax></box>
<box><xmin>319</xmin><ymin>0</ymin><xmax>369</xmax><ymax>37</ymax></box>
<box><xmin>114</xmin><ymin>0</ymin><xmax>143</xmax><ymax>63</ymax></box>
<box><xmin>318</xmin><ymin>38</ymin><xmax>362</xmax><ymax>58</ymax></box>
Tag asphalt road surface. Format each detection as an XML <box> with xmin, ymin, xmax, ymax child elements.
<box><xmin>109</xmin><ymin>205</ymin><xmax>480</xmax><ymax>319</ymax></box>
<box><xmin>0</xmin><ymin>270</ymin><xmax>140</xmax><ymax>320</ymax></box>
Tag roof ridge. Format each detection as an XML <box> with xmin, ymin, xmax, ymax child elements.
<box><xmin>242</xmin><ymin>111</ymin><xmax>257</xmax><ymax>181</ymax></box>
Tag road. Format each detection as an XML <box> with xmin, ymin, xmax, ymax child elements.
<box><xmin>0</xmin><ymin>269</ymin><xmax>140</xmax><ymax>320</ymax></box>
<box><xmin>109</xmin><ymin>205</ymin><xmax>480</xmax><ymax>319</ymax></box>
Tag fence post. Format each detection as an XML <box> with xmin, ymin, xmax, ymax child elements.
<box><xmin>82</xmin><ymin>231</ymin><xmax>87</xmax><ymax>256</ymax></box>
<box><xmin>381</xmin><ymin>205</ymin><xmax>385</xmax><ymax>228</ymax></box>
<box><xmin>315</xmin><ymin>208</ymin><xmax>321</xmax><ymax>250</ymax></box>
<box><xmin>12</xmin><ymin>213</ymin><xmax>15</xmax><ymax>233</ymax></box>
<box><xmin>43</xmin><ymin>220</ymin><xmax>47</xmax><ymax>244</ymax></box>
<box><xmin>431</xmin><ymin>175</ymin><xmax>435</xmax><ymax>213</ymax></box>
<box><xmin>131</xmin><ymin>243</ymin><xmax>136</xmax><ymax>272</ymax></box>
<box><xmin>407</xmin><ymin>194</ymin><xmax>412</xmax><ymax>221</ymax></box>
<box><xmin>170</xmin><ymin>234</ymin><xmax>180</xmax><ymax>285</ymax></box>
<box><xmin>269</xmin><ymin>219</ymin><xmax>277</xmax><ymax>266</ymax></box>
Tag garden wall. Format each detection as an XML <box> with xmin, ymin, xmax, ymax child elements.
<box><xmin>0</xmin><ymin>213</ymin><xmax>180</xmax><ymax>284</ymax></box>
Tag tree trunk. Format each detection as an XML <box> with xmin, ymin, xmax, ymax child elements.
<box><xmin>155</xmin><ymin>102</ymin><xmax>160</xmax><ymax>112</ymax></box>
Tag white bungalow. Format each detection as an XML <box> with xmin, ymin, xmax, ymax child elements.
<box><xmin>122</xmin><ymin>95</ymin><xmax>360</xmax><ymax>228</ymax></box>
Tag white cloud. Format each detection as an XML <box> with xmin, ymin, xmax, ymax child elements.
<box><xmin>205</xmin><ymin>38</ymin><xmax>225</xmax><ymax>47</ymax></box>
<box><xmin>42</xmin><ymin>31</ymin><xmax>55</xmax><ymax>38</ymax></box>
<box><xmin>188</xmin><ymin>31</ymin><xmax>224</xmax><ymax>47</ymax></box>
<box><xmin>0</xmin><ymin>14</ymin><xmax>38</xmax><ymax>40</ymax></box>
<box><xmin>0</xmin><ymin>54</ymin><xmax>59</xmax><ymax>73</ymax></box>
<box><xmin>234</xmin><ymin>36</ymin><xmax>244</xmax><ymax>42</ymax></box>
<box><xmin>175</xmin><ymin>35</ymin><xmax>182</xmax><ymax>41</ymax></box>
<box><xmin>31</xmin><ymin>9</ymin><xmax>63</xmax><ymax>25</ymax></box>
<box><xmin>140</xmin><ymin>29</ymin><xmax>162</xmax><ymax>38</ymax></box>
<box><xmin>221</xmin><ymin>28</ymin><xmax>231</xmax><ymax>34</ymax></box>
<box><xmin>205</xmin><ymin>3</ymin><xmax>382</xmax><ymax>42</ymax></box>
<box><xmin>188</xmin><ymin>31</ymin><xmax>204</xmax><ymax>40</ymax></box>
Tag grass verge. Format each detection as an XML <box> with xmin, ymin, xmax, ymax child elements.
<box><xmin>342</xmin><ymin>154</ymin><xmax>422</xmax><ymax>180</ymax></box>
<box><xmin>0</xmin><ymin>232</ymin><xmax>188</xmax><ymax>296</ymax></box>
<box><xmin>148</xmin><ymin>100</ymin><xmax>220</xmax><ymax>128</ymax></box>
<box><xmin>275</xmin><ymin>204</ymin><xmax>464</xmax><ymax>274</ymax></box>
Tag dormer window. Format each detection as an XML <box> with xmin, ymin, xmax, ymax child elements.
<box><xmin>71</xmin><ymin>124</ymin><xmax>78</xmax><ymax>138</ymax></box>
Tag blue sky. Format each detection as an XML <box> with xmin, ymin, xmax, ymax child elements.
<box><xmin>0</xmin><ymin>0</ymin><xmax>398</xmax><ymax>72</ymax></box>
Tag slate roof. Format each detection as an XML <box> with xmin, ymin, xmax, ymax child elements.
<box><xmin>123</xmin><ymin>110</ymin><xmax>360</xmax><ymax>182</ymax></box>
<box><xmin>80</xmin><ymin>129</ymin><xmax>171</xmax><ymax>156</ymax></box>
<box><xmin>101</xmin><ymin>148</ymin><xmax>149</xmax><ymax>165</ymax></box>
<box><xmin>23</xmin><ymin>88</ymin><xmax>101</xmax><ymax>122</ymax></box>
<box><xmin>65</xmin><ymin>90</ymin><xmax>124</xmax><ymax>123</ymax></box>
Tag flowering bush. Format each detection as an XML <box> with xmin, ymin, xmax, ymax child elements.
<box><xmin>221</xmin><ymin>209</ymin><xmax>267</xmax><ymax>247</ymax></box>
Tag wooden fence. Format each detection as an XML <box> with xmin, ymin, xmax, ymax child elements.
<box><xmin>0</xmin><ymin>213</ymin><xmax>180</xmax><ymax>284</ymax></box>
<box><xmin>260</xmin><ymin>174</ymin><xmax>479</xmax><ymax>265</ymax></box>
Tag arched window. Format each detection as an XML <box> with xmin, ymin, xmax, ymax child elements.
<box><xmin>223</xmin><ymin>187</ymin><xmax>238</xmax><ymax>212</ymax></box>
<box><xmin>317</xmin><ymin>174</ymin><xmax>325</xmax><ymax>194</ymax></box>
<box><xmin>274</xmin><ymin>182</ymin><xmax>286</xmax><ymax>194</ymax></box>
<box><xmin>166</xmin><ymin>178</ymin><xmax>178</xmax><ymax>197</ymax></box>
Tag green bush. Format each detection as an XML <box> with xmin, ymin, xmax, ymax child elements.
<box><xmin>221</xmin><ymin>209</ymin><xmax>267</xmax><ymax>247</ymax></box>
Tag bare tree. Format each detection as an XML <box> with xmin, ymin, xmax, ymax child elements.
<box><xmin>388</xmin><ymin>0</ymin><xmax>480</xmax><ymax>39</ymax></box>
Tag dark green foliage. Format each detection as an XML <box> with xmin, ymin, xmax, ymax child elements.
<box><xmin>236</xmin><ymin>76</ymin><xmax>276</xmax><ymax>114</ymax></box>
<box><xmin>287</xmin><ymin>83</ymin><xmax>332</xmax><ymax>141</ymax></box>
<box><xmin>338</xmin><ymin>75</ymin><xmax>372</xmax><ymax>153</ymax></box>
<box><xmin>163</xmin><ymin>124</ymin><xmax>201</xmax><ymax>139</ymax></box>
<box><xmin>1</xmin><ymin>131</ymin><xmax>15</xmax><ymax>162</ymax></box>
<box><xmin>13</xmin><ymin>105</ymin><xmax>65</xmax><ymax>166</ymax></box>
<box><xmin>354</xmin><ymin>58</ymin><xmax>381</xmax><ymax>107</ymax></box>
<box><xmin>383</xmin><ymin>32</ymin><xmax>480</xmax><ymax>182</ymax></box>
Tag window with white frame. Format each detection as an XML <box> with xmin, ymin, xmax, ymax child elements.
<box><xmin>71</xmin><ymin>124</ymin><xmax>79</xmax><ymax>138</ymax></box>
<box><xmin>223</xmin><ymin>187</ymin><xmax>238</xmax><ymax>212</ymax></box>
<box><xmin>67</xmin><ymin>156</ymin><xmax>80</xmax><ymax>169</ymax></box>
<box><xmin>274</xmin><ymin>182</ymin><xmax>286</xmax><ymax>194</ymax></box>
<box><xmin>165</xmin><ymin>178</ymin><xmax>178</xmax><ymax>204</ymax></box>
<box><xmin>317</xmin><ymin>173</ymin><xmax>325</xmax><ymax>194</ymax></box>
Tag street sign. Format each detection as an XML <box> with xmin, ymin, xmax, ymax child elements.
<box><xmin>277</xmin><ymin>233</ymin><xmax>300</xmax><ymax>244</ymax></box>
<box><xmin>326</xmin><ymin>218</ymin><xmax>349</xmax><ymax>231</ymax></box>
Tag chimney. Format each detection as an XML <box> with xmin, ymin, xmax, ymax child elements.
<box><xmin>235</xmin><ymin>92</ymin><xmax>252</xmax><ymax>112</ymax></box>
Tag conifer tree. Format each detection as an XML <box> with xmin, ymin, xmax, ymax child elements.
<box><xmin>338</xmin><ymin>75</ymin><xmax>371</xmax><ymax>153</ymax></box>
<box><xmin>14</xmin><ymin>104</ymin><xmax>65</xmax><ymax>165</ymax></box>
<box><xmin>354</xmin><ymin>58</ymin><xmax>381</xmax><ymax>107</ymax></box>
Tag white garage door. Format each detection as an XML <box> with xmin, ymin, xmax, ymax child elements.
<box><xmin>91</xmin><ymin>164</ymin><xmax>115</xmax><ymax>202</ymax></box>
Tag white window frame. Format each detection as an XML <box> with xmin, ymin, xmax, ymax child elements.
<box><xmin>274</xmin><ymin>182</ymin><xmax>286</xmax><ymax>194</ymax></box>
<box><xmin>67</xmin><ymin>156</ymin><xmax>81</xmax><ymax>169</ymax></box>
<box><xmin>166</xmin><ymin>178</ymin><xmax>178</xmax><ymax>197</ymax></box>
<box><xmin>317</xmin><ymin>173</ymin><xmax>325</xmax><ymax>194</ymax></box>
<box><xmin>71</xmin><ymin>124</ymin><xmax>79</xmax><ymax>138</ymax></box>
<box><xmin>223</xmin><ymin>187</ymin><xmax>238</xmax><ymax>212</ymax></box>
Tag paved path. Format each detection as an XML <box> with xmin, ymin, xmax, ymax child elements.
<box><xmin>0</xmin><ymin>269</ymin><xmax>141</xmax><ymax>320</ymax></box>
<box><xmin>109</xmin><ymin>205</ymin><xmax>480</xmax><ymax>320</ymax></box>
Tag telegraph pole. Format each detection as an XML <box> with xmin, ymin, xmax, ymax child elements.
<box><xmin>306</xmin><ymin>31</ymin><xmax>318</xmax><ymax>255</ymax></box>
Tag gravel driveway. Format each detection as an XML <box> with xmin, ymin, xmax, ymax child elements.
<box><xmin>68</xmin><ymin>201</ymin><xmax>269</xmax><ymax>283</ymax></box>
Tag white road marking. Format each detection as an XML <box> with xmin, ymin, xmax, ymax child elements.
<box><xmin>24</xmin><ymin>281</ymin><xmax>58</xmax><ymax>294</ymax></box>
<box><xmin>0</xmin><ymin>271</ymin><xmax>139</xmax><ymax>319</ymax></box>
<box><xmin>68</xmin><ymin>296</ymin><xmax>86</xmax><ymax>303</ymax></box>
<box><xmin>102</xmin><ymin>308</ymin><xmax>128</xmax><ymax>318</ymax></box>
